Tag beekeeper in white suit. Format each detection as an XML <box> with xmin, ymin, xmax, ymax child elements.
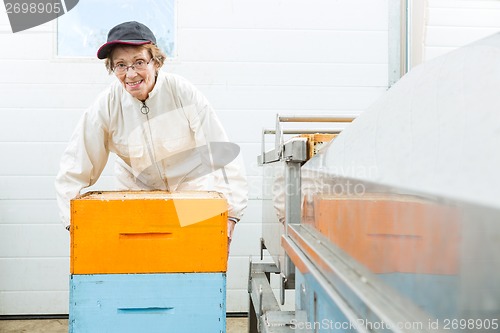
<box><xmin>55</xmin><ymin>21</ymin><xmax>248</xmax><ymax>248</ymax></box>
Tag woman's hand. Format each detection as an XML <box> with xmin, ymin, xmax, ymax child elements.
<box><xmin>227</xmin><ymin>218</ymin><xmax>237</xmax><ymax>255</ymax></box>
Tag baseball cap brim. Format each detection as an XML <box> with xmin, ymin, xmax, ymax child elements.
<box><xmin>97</xmin><ymin>40</ymin><xmax>152</xmax><ymax>59</ymax></box>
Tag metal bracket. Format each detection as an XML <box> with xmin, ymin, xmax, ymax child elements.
<box><xmin>260</xmin><ymin>238</ymin><xmax>266</xmax><ymax>260</ymax></box>
<box><xmin>258</xmin><ymin>114</ymin><xmax>354</xmax><ymax>166</ymax></box>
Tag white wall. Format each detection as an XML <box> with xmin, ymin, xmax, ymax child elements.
<box><xmin>420</xmin><ymin>0</ymin><xmax>500</xmax><ymax>63</ymax></box>
<box><xmin>0</xmin><ymin>0</ymin><xmax>389</xmax><ymax>315</ymax></box>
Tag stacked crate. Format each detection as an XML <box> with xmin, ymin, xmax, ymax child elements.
<box><xmin>69</xmin><ymin>191</ymin><xmax>228</xmax><ymax>333</ymax></box>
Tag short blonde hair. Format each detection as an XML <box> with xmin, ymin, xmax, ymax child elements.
<box><xmin>104</xmin><ymin>43</ymin><xmax>167</xmax><ymax>74</ymax></box>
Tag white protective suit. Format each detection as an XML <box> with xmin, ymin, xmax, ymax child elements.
<box><xmin>55</xmin><ymin>71</ymin><xmax>248</xmax><ymax>227</ymax></box>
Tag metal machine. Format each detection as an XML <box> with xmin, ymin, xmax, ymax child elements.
<box><xmin>250</xmin><ymin>114</ymin><xmax>358</xmax><ymax>332</ymax></box>
<box><xmin>249</xmin><ymin>33</ymin><xmax>500</xmax><ymax>333</ymax></box>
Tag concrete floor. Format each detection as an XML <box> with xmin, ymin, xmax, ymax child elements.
<box><xmin>0</xmin><ymin>317</ymin><xmax>248</xmax><ymax>333</ymax></box>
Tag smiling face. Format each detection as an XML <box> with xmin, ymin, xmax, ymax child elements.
<box><xmin>111</xmin><ymin>45</ymin><xmax>158</xmax><ymax>101</ymax></box>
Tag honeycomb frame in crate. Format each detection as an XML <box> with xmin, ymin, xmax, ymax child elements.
<box><xmin>299</xmin><ymin>133</ymin><xmax>338</xmax><ymax>160</ymax></box>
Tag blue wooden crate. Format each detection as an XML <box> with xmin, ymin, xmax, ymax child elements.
<box><xmin>70</xmin><ymin>273</ymin><xmax>226</xmax><ymax>333</ymax></box>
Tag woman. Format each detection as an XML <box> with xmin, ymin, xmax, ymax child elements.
<box><xmin>55</xmin><ymin>21</ymin><xmax>248</xmax><ymax>245</ymax></box>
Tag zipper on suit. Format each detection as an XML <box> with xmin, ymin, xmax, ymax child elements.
<box><xmin>141</xmin><ymin>101</ymin><xmax>170</xmax><ymax>191</ymax></box>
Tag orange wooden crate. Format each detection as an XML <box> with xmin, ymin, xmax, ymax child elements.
<box><xmin>70</xmin><ymin>191</ymin><xmax>228</xmax><ymax>274</ymax></box>
<box><xmin>311</xmin><ymin>194</ymin><xmax>459</xmax><ymax>275</ymax></box>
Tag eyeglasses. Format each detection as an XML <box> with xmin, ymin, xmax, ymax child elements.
<box><xmin>113</xmin><ymin>58</ymin><xmax>154</xmax><ymax>74</ymax></box>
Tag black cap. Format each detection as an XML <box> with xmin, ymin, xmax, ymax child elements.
<box><xmin>97</xmin><ymin>21</ymin><xmax>156</xmax><ymax>59</ymax></box>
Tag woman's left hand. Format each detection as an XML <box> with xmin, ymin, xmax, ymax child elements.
<box><xmin>227</xmin><ymin>218</ymin><xmax>237</xmax><ymax>254</ymax></box>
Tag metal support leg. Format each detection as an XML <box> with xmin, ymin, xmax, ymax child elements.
<box><xmin>248</xmin><ymin>262</ymin><xmax>281</xmax><ymax>333</ymax></box>
<box><xmin>248</xmin><ymin>295</ymin><xmax>259</xmax><ymax>333</ymax></box>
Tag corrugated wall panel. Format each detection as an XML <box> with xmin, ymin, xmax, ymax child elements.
<box><xmin>198</xmin><ymin>86</ymin><xmax>387</xmax><ymax>111</ymax></box>
<box><xmin>0</xmin><ymin>259</ymin><xmax>69</xmax><ymax>292</ymax></box>
<box><xmin>178</xmin><ymin>30</ymin><xmax>388</xmax><ymax>63</ymax></box>
<box><xmin>0</xmin><ymin>61</ymin><xmax>111</xmax><ymax>84</ymax></box>
<box><xmin>424</xmin><ymin>0</ymin><xmax>500</xmax><ymax>61</ymax></box>
<box><xmin>168</xmin><ymin>63</ymin><xmax>388</xmax><ymax>87</ymax></box>
<box><xmin>0</xmin><ymin>84</ymin><xmax>108</xmax><ymax>109</ymax></box>
<box><xmin>0</xmin><ymin>176</ymin><xmax>117</xmax><ymax>200</ymax></box>
<box><xmin>0</xmin><ymin>292</ymin><xmax>69</xmax><ymax>315</ymax></box>
<box><xmin>0</xmin><ymin>144</ymin><xmax>116</xmax><ymax>176</ymax></box>
<box><xmin>178</xmin><ymin>0</ymin><xmax>387</xmax><ymax>30</ymax></box>
<box><xmin>0</xmin><ymin>225</ymin><xmax>69</xmax><ymax>258</ymax></box>
<box><xmin>0</xmin><ymin>109</ymin><xmax>83</xmax><ymax>142</ymax></box>
<box><xmin>0</xmin><ymin>200</ymin><xmax>59</xmax><ymax>224</ymax></box>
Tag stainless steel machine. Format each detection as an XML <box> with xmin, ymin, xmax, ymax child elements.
<box><xmin>249</xmin><ymin>32</ymin><xmax>500</xmax><ymax>333</ymax></box>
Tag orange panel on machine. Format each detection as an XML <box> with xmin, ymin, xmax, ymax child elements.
<box><xmin>70</xmin><ymin>191</ymin><xmax>228</xmax><ymax>274</ymax></box>
<box><xmin>313</xmin><ymin>194</ymin><xmax>459</xmax><ymax>275</ymax></box>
